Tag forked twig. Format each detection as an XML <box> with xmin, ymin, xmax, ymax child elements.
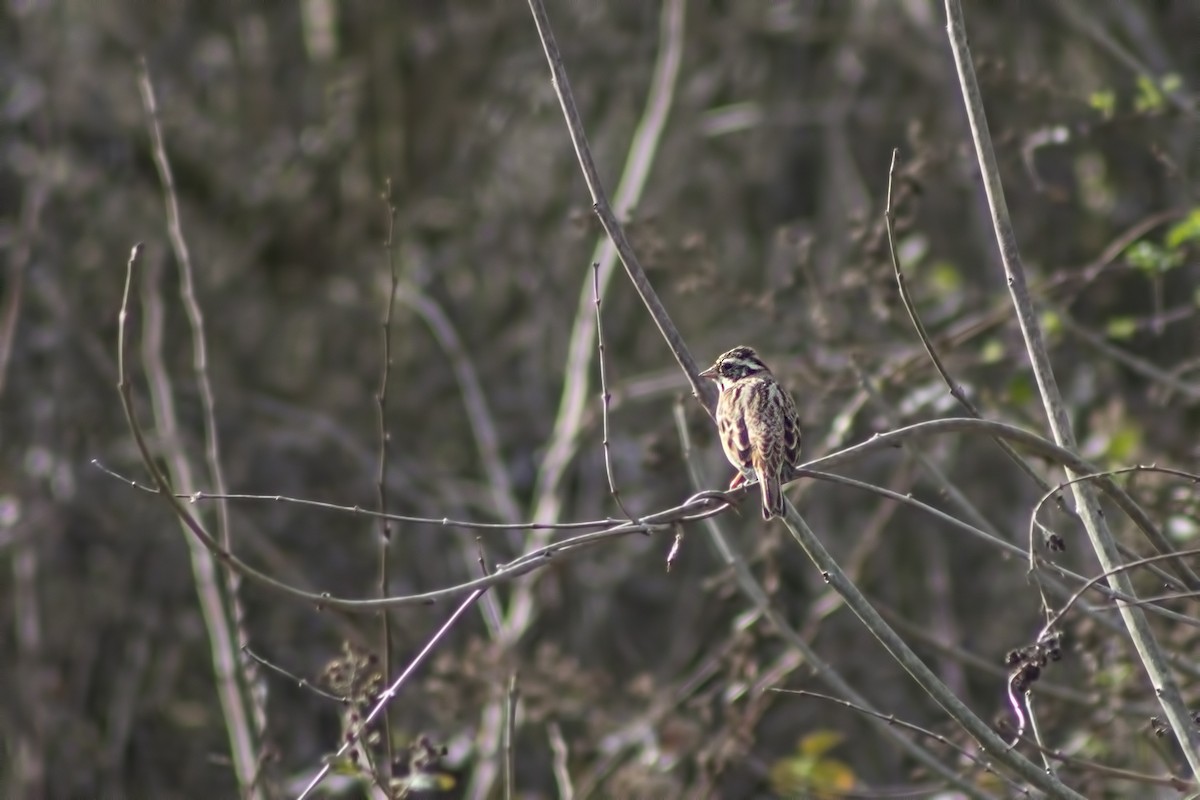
<box><xmin>241</xmin><ymin>646</ymin><xmax>345</xmax><ymax>703</ymax></box>
<box><xmin>672</xmin><ymin>403</ymin><xmax>1004</xmax><ymax>800</ymax></box>
<box><xmin>773</xmin><ymin>689</ymin><xmax>1009</xmax><ymax>788</ymax></box>
<box><xmin>527</xmin><ymin>0</ymin><xmax>693</xmax><ymax>534</ymax></box>
<box><xmin>137</xmin><ymin>59</ymin><xmax>234</xmax><ymax>553</ymax></box>
<box><xmin>136</xmin><ymin>57</ymin><xmax>268</xmax><ymax>797</ymax></box>
<box><xmin>887</xmin><ymin>147</ymin><xmax>1193</xmax><ymax>592</ymax></box>
<box><xmin>524</xmin><ymin>0</ymin><xmax>704</xmax><ymax>417</ymax></box>
<box><xmin>1026</xmin><ymin>465</ymin><xmax>1198</xmax><ymax>597</ymax></box>
<box><xmin>774</xmin><ymin>497</ymin><xmax>1085</xmax><ymax>797</ymax></box>
<box><xmin>508</xmin><ymin>0</ymin><xmax>688</xmax><ymax>649</ymax></box>
<box><xmin>1011</xmin><ymin>729</ymin><xmax>1194</xmax><ymax>792</ymax></box>
<box><xmin>1040</xmin><ymin>545</ymin><xmax>1200</xmax><ymax>640</ymax></box>
<box><xmin>295</xmin><ymin>588</ymin><xmax>487</xmax><ymax>800</ymax></box>
<box><xmin>114</xmin><ymin>351</ymin><xmax>1200</xmax><ymax>632</ymax></box>
<box><xmin>884</xmin><ymin>148</ymin><xmax>1072</xmax><ymax>515</ymax></box>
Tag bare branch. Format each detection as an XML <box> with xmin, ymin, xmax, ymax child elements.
<box><xmin>775</xmin><ymin>498</ymin><xmax>1086</xmax><ymax>798</ymax></box>
<box><xmin>509</xmin><ymin>0</ymin><xmax>689</xmax><ymax>650</ymax></box>
<box><xmin>673</xmin><ymin>402</ymin><xmax>1004</xmax><ymax>800</ymax></box>
<box><xmin>296</xmin><ymin>588</ymin><xmax>487</xmax><ymax>800</ymax></box>
<box><xmin>944</xmin><ymin>0</ymin><xmax>1200</xmax><ymax>777</ymax></box>
<box><xmin>592</xmin><ymin>261</ymin><xmax>635</xmax><ymax>520</ymax></box>
<box><xmin>374</xmin><ymin>184</ymin><xmax>400</xmax><ymax>780</ymax></box>
<box><xmin>135</xmin><ymin>57</ymin><xmax>269</xmax><ymax>796</ymax></box>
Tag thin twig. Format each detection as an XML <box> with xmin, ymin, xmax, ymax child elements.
<box><xmin>1041</xmin><ymin>546</ymin><xmax>1200</xmax><ymax>640</ymax></box>
<box><xmin>112</xmin><ymin>388</ymin><xmax>1200</xmax><ymax>635</ymax></box>
<box><xmin>885</xmin><ymin>148</ymin><xmax>1073</xmax><ymax>515</ymax></box>
<box><xmin>813</xmin><ymin>468</ymin><xmax>1200</xmax><ymax>636</ymax></box>
<box><xmin>1026</xmin><ymin>465</ymin><xmax>1196</xmax><ymax>605</ymax></box>
<box><xmin>851</xmin><ymin>361</ymin><xmax>1003</xmax><ymax>541</ymax></box>
<box><xmin>137</xmin><ymin>60</ymin><xmax>267</xmax><ymax>795</ymax></box>
<box><xmin>945</xmin><ymin>0</ymin><xmax>1200</xmax><ymax>777</ymax></box>
<box><xmin>772</xmin><ymin>689</ymin><xmax>1008</xmax><ymax>787</ymax></box>
<box><xmin>876</xmin><ymin>603</ymin><xmax>1162</xmax><ymax>717</ymax></box>
<box><xmin>241</xmin><ymin>646</ymin><xmax>345</xmax><ymax>703</ymax></box>
<box><xmin>137</xmin><ymin>60</ymin><xmax>235</xmax><ymax>554</ymax></box>
<box><xmin>526</xmin><ymin>0</ymin><xmax>691</xmax><ymax>541</ymax></box>
<box><xmin>0</xmin><ymin>173</ymin><xmax>46</xmax><ymax>398</ymax></box>
<box><xmin>375</xmin><ymin>184</ymin><xmax>400</xmax><ymax>779</ymax></box>
<box><xmin>295</xmin><ymin>588</ymin><xmax>487</xmax><ymax>800</ymax></box>
<box><xmin>399</xmin><ymin>288</ymin><xmax>522</xmax><ymax>525</ymax></box>
<box><xmin>547</xmin><ymin>723</ymin><xmax>574</xmax><ymax>800</ymax></box>
<box><xmin>775</xmin><ymin>499</ymin><xmax>1086</xmax><ymax>798</ymax></box>
<box><xmin>397</xmin><ymin>287</ymin><xmax>511</xmax><ymax>640</ymax></box>
<box><xmin>1026</xmin><ymin>692</ymin><xmax>1057</xmax><ymax>776</ymax></box>
<box><xmin>1057</xmin><ymin>310</ymin><xmax>1200</xmax><ymax>403</ymax></box>
<box><xmin>672</xmin><ymin>402</ymin><xmax>1004</xmax><ymax>800</ymax></box>
<box><xmin>1012</xmin><ymin>730</ymin><xmax>1194</xmax><ymax>792</ymax></box>
<box><xmin>853</xmin><ymin>360</ymin><xmax>1188</xmax><ymax>650</ymax></box>
<box><xmin>95</xmin><ymin>463</ymin><xmax>618</xmax><ymax>531</ymax></box>
<box><xmin>124</xmin><ymin>245</ymin><xmax>268</xmax><ymax>800</ymax></box>
<box><xmin>592</xmin><ymin>261</ymin><xmax>635</xmax><ymax>520</ymax></box>
<box><xmin>503</xmin><ymin>672</ymin><xmax>519</xmax><ymax>800</ymax></box>
<box><xmin>508</xmin><ymin>0</ymin><xmax>688</xmax><ymax>652</ymax></box>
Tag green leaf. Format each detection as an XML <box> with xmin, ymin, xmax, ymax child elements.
<box><xmin>1160</xmin><ymin>73</ymin><xmax>1183</xmax><ymax>94</ymax></box>
<box><xmin>1088</xmin><ymin>89</ymin><xmax>1116</xmax><ymax>119</ymax></box>
<box><xmin>1041</xmin><ymin>309</ymin><xmax>1062</xmax><ymax>336</ymax></box>
<box><xmin>799</xmin><ymin>730</ymin><xmax>844</xmax><ymax>758</ymax></box>
<box><xmin>1165</xmin><ymin>208</ymin><xmax>1200</xmax><ymax>249</ymax></box>
<box><xmin>328</xmin><ymin>755</ymin><xmax>367</xmax><ymax>776</ymax></box>
<box><xmin>1007</xmin><ymin>374</ymin><xmax>1034</xmax><ymax>407</ymax></box>
<box><xmin>930</xmin><ymin>260</ymin><xmax>963</xmax><ymax>294</ymax></box>
<box><xmin>1125</xmin><ymin>240</ymin><xmax>1182</xmax><ymax>273</ymax></box>
<box><xmin>980</xmin><ymin>338</ymin><xmax>1006</xmax><ymax>365</ymax></box>
<box><xmin>768</xmin><ymin>732</ymin><xmax>857</xmax><ymax>799</ymax></box>
<box><xmin>1105</xmin><ymin>423</ymin><xmax>1141</xmax><ymax>462</ymax></box>
<box><xmin>1125</xmin><ymin>240</ymin><xmax>1158</xmax><ymax>271</ymax></box>
<box><xmin>1105</xmin><ymin>317</ymin><xmax>1137</xmax><ymax>340</ymax></box>
<box><xmin>1134</xmin><ymin>73</ymin><xmax>1164</xmax><ymax>113</ymax></box>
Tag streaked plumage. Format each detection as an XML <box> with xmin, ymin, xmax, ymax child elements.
<box><xmin>699</xmin><ymin>346</ymin><xmax>801</xmax><ymax>520</ymax></box>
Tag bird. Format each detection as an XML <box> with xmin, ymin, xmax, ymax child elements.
<box><xmin>699</xmin><ymin>346</ymin><xmax>801</xmax><ymax>520</ymax></box>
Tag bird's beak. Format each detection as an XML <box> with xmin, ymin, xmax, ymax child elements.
<box><xmin>698</xmin><ymin>366</ymin><xmax>716</xmax><ymax>379</ymax></box>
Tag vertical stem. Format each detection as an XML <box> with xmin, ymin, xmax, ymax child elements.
<box><xmin>943</xmin><ymin>0</ymin><xmax>1200</xmax><ymax>780</ymax></box>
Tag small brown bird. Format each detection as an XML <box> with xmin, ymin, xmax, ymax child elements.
<box><xmin>699</xmin><ymin>346</ymin><xmax>801</xmax><ymax>520</ymax></box>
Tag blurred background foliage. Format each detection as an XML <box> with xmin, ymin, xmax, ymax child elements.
<box><xmin>2</xmin><ymin>0</ymin><xmax>1199</xmax><ymax>797</ymax></box>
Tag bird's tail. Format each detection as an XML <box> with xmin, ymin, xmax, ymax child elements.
<box><xmin>759</xmin><ymin>473</ymin><xmax>784</xmax><ymax>520</ymax></box>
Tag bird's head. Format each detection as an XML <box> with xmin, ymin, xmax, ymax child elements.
<box><xmin>699</xmin><ymin>346</ymin><xmax>771</xmax><ymax>387</ymax></box>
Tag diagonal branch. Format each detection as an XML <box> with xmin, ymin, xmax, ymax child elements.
<box><xmin>506</xmin><ymin>0</ymin><xmax>691</xmax><ymax>645</ymax></box>
<box><xmin>673</xmin><ymin>404</ymin><xmax>1005</xmax><ymax>800</ymax></box>
<box><xmin>776</xmin><ymin>499</ymin><xmax>1086</xmax><ymax>799</ymax></box>
<box><xmin>943</xmin><ymin>0</ymin><xmax>1200</xmax><ymax>780</ymax></box>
